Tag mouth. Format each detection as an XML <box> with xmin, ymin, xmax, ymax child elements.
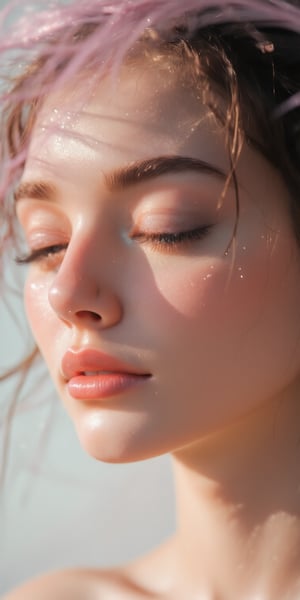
<box><xmin>61</xmin><ymin>348</ymin><xmax>151</xmax><ymax>400</ymax></box>
<box><xmin>81</xmin><ymin>370</ymin><xmax>120</xmax><ymax>376</ymax></box>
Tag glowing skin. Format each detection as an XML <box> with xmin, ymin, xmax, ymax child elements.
<box><xmin>14</xmin><ymin>67</ymin><xmax>300</xmax><ymax>599</ymax></box>
<box><xmin>16</xmin><ymin>68</ymin><xmax>300</xmax><ymax>462</ymax></box>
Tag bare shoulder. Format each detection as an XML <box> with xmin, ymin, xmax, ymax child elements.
<box><xmin>2</xmin><ymin>567</ymin><xmax>135</xmax><ymax>600</ymax></box>
<box><xmin>2</xmin><ymin>537</ymin><xmax>176</xmax><ymax>600</ymax></box>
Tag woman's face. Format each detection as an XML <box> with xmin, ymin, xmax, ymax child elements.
<box><xmin>16</xmin><ymin>65</ymin><xmax>300</xmax><ymax>462</ymax></box>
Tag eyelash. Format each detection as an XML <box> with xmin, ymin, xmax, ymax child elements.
<box><xmin>15</xmin><ymin>226</ymin><xmax>211</xmax><ymax>265</ymax></box>
<box><xmin>15</xmin><ymin>244</ymin><xmax>68</xmax><ymax>265</ymax></box>
<box><xmin>134</xmin><ymin>225</ymin><xmax>211</xmax><ymax>251</ymax></box>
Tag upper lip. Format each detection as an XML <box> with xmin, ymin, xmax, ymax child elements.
<box><xmin>61</xmin><ymin>348</ymin><xmax>150</xmax><ymax>381</ymax></box>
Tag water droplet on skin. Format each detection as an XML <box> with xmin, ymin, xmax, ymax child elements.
<box><xmin>240</xmin><ymin>275</ymin><xmax>244</xmax><ymax>279</ymax></box>
<box><xmin>238</xmin><ymin>267</ymin><xmax>242</xmax><ymax>271</ymax></box>
<box><xmin>30</xmin><ymin>281</ymin><xmax>47</xmax><ymax>291</ymax></box>
<box><xmin>242</xmin><ymin>246</ymin><xmax>247</xmax><ymax>251</ymax></box>
<box><xmin>206</xmin><ymin>273</ymin><xmax>212</xmax><ymax>279</ymax></box>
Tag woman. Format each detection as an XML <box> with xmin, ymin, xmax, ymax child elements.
<box><xmin>2</xmin><ymin>0</ymin><xmax>300</xmax><ymax>597</ymax></box>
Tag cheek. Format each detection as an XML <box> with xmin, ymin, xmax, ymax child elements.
<box><xmin>138</xmin><ymin>231</ymin><xmax>300</xmax><ymax>356</ymax></box>
<box><xmin>24</xmin><ymin>274</ymin><xmax>58</xmax><ymax>358</ymax></box>
<box><xmin>141</xmin><ymin>254</ymin><xmax>261</xmax><ymax>330</ymax></box>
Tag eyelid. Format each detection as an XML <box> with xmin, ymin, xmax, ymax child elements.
<box><xmin>132</xmin><ymin>191</ymin><xmax>218</xmax><ymax>228</ymax></box>
<box><xmin>131</xmin><ymin>203</ymin><xmax>212</xmax><ymax>234</ymax></box>
<box><xmin>16</xmin><ymin>201</ymin><xmax>70</xmax><ymax>236</ymax></box>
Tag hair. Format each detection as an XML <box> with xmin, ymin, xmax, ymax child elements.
<box><xmin>1</xmin><ymin>0</ymin><xmax>300</xmax><ymax>480</ymax></box>
<box><xmin>1</xmin><ymin>1</ymin><xmax>300</xmax><ymax>248</ymax></box>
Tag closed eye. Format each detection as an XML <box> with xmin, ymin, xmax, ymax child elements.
<box><xmin>15</xmin><ymin>243</ymin><xmax>68</xmax><ymax>265</ymax></box>
<box><xmin>132</xmin><ymin>225</ymin><xmax>212</xmax><ymax>251</ymax></box>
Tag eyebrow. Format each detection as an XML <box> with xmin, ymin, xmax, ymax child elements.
<box><xmin>14</xmin><ymin>155</ymin><xmax>227</xmax><ymax>202</ymax></box>
<box><xmin>14</xmin><ymin>180</ymin><xmax>57</xmax><ymax>203</ymax></box>
<box><xmin>107</xmin><ymin>155</ymin><xmax>227</xmax><ymax>190</ymax></box>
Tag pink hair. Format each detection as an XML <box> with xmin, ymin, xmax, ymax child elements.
<box><xmin>0</xmin><ymin>0</ymin><xmax>300</xmax><ymax>262</ymax></box>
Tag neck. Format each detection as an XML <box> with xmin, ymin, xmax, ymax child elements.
<box><xmin>169</xmin><ymin>392</ymin><xmax>300</xmax><ymax>599</ymax></box>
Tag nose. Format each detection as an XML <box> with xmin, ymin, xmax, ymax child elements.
<box><xmin>48</xmin><ymin>240</ymin><xmax>123</xmax><ymax>329</ymax></box>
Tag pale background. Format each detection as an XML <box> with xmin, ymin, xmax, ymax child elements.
<box><xmin>0</xmin><ymin>0</ymin><xmax>175</xmax><ymax>594</ymax></box>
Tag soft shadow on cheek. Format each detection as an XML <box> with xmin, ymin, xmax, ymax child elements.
<box><xmin>144</xmin><ymin>244</ymin><xmax>274</xmax><ymax>336</ymax></box>
<box><xmin>146</xmin><ymin>260</ymin><xmax>241</xmax><ymax>321</ymax></box>
<box><xmin>154</xmin><ymin>269</ymin><xmax>222</xmax><ymax>319</ymax></box>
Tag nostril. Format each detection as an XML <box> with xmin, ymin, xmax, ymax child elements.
<box><xmin>76</xmin><ymin>310</ymin><xmax>102</xmax><ymax>322</ymax></box>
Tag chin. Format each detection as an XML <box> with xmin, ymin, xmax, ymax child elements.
<box><xmin>73</xmin><ymin>414</ymin><xmax>168</xmax><ymax>464</ymax></box>
<box><xmin>78</xmin><ymin>436</ymin><xmax>166</xmax><ymax>464</ymax></box>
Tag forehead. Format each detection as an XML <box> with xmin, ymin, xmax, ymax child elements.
<box><xmin>24</xmin><ymin>64</ymin><xmax>230</xmax><ymax>182</ymax></box>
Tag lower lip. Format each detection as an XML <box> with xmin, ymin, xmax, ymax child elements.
<box><xmin>67</xmin><ymin>373</ymin><xmax>150</xmax><ymax>400</ymax></box>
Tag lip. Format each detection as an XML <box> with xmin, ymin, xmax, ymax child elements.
<box><xmin>61</xmin><ymin>348</ymin><xmax>151</xmax><ymax>400</ymax></box>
